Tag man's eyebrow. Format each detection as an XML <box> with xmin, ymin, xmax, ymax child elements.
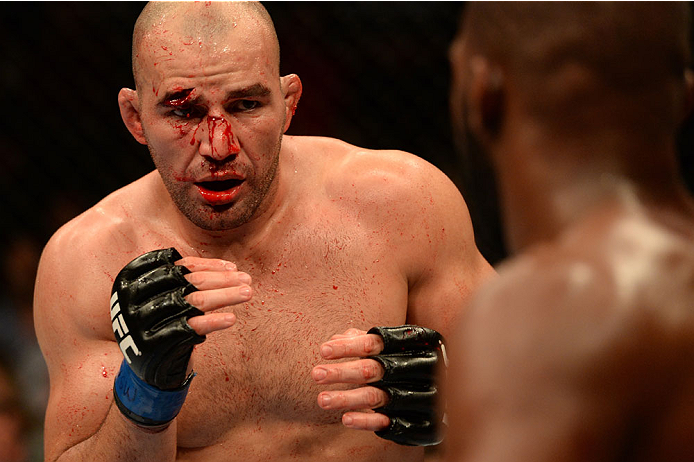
<box><xmin>159</xmin><ymin>88</ymin><xmax>196</xmax><ymax>106</ymax></box>
<box><xmin>225</xmin><ymin>84</ymin><xmax>272</xmax><ymax>100</ymax></box>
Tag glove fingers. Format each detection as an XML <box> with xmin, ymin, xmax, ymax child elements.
<box><xmin>375</xmin><ymin>415</ymin><xmax>442</xmax><ymax>446</ymax></box>
<box><xmin>116</xmin><ymin>248</ymin><xmax>183</xmax><ymax>282</ymax></box>
<box><xmin>136</xmin><ymin>288</ymin><xmax>204</xmax><ymax>332</ymax></box>
<box><xmin>368</xmin><ymin>325</ymin><xmax>443</xmax><ymax>354</ymax></box>
<box><xmin>373</xmin><ymin>384</ymin><xmax>437</xmax><ymax>414</ymax></box>
<box><xmin>122</xmin><ymin>265</ymin><xmax>195</xmax><ymax>305</ymax></box>
<box><xmin>372</xmin><ymin>351</ymin><xmax>438</xmax><ymax>383</ymax></box>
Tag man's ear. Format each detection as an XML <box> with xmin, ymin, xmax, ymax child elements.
<box><xmin>118</xmin><ymin>88</ymin><xmax>147</xmax><ymax>145</ymax></box>
<box><xmin>467</xmin><ymin>57</ymin><xmax>505</xmax><ymax>141</ymax></box>
<box><xmin>279</xmin><ymin>74</ymin><xmax>303</xmax><ymax>133</ymax></box>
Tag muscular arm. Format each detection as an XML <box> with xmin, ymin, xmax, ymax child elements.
<box><xmin>397</xmin><ymin>153</ymin><xmax>495</xmax><ymax>337</ymax></box>
<box><xmin>312</xmin><ymin>149</ymin><xmax>495</xmax><ymax>439</ymax></box>
<box><xmin>35</xmin><ymin>227</ymin><xmax>177</xmax><ymax>462</ymax></box>
<box><xmin>35</xmin><ymin>219</ymin><xmax>250</xmax><ymax>461</ymax></box>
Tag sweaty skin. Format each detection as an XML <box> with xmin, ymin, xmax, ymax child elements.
<box><xmin>34</xmin><ymin>3</ymin><xmax>493</xmax><ymax>462</ymax></box>
<box><xmin>445</xmin><ymin>3</ymin><xmax>694</xmax><ymax>461</ymax></box>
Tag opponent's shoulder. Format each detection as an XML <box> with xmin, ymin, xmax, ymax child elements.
<box><xmin>468</xmin><ymin>245</ymin><xmax>610</xmax><ymax>325</ymax></box>
<box><xmin>466</xmin><ymin>223</ymin><xmax>694</xmax><ymax>373</ymax></box>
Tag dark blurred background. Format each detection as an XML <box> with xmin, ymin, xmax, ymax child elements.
<box><xmin>0</xmin><ymin>2</ymin><xmax>692</xmax><ymax>461</ymax></box>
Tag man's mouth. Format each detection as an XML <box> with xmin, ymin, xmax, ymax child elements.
<box><xmin>196</xmin><ymin>179</ymin><xmax>244</xmax><ymax>191</ymax></box>
<box><xmin>195</xmin><ymin>179</ymin><xmax>244</xmax><ymax>205</ymax></box>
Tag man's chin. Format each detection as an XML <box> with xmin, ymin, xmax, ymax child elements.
<box><xmin>186</xmin><ymin>209</ymin><xmax>248</xmax><ymax>231</ymax></box>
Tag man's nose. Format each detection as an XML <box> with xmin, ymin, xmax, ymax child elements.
<box><xmin>197</xmin><ymin>115</ymin><xmax>241</xmax><ymax>160</ymax></box>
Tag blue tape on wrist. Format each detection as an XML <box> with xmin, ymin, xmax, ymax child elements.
<box><xmin>113</xmin><ymin>360</ymin><xmax>194</xmax><ymax>427</ymax></box>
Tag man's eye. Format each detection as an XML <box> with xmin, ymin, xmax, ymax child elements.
<box><xmin>170</xmin><ymin>106</ymin><xmax>203</xmax><ymax>119</ymax></box>
<box><xmin>231</xmin><ymin>100</ymin><xmax>260</xmax><ymax>112</ymax></box>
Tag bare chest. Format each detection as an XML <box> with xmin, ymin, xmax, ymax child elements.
<box><xmin>174</xmin><ymin>221</ymin><xmax>409</xmax><ymax>447</ymax></box>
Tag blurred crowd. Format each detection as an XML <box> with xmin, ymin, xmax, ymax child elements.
<box><xmin>0</xmin><ymin>194</ymin><xmax>86</xmax><ymax>462</ymax></box>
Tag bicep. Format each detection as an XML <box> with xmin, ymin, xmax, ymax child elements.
<box><xmin>406</xmin><ymin>253</ymin><xmax>493</xmax><ymax>338</ymax></box>
<box><xmin>35</xmin><ymin>241</ymin><xmax>120</xmax><ymax>460</ymax></box>
<box><xmin>404</xmin><ymin>173</ymin><xmax>496</xmax><ymax>337</ymax></box>
<box><xmin>43</xmin><ymin>340</ymin><xmax>122</xmax><ymax>460</ymax></box>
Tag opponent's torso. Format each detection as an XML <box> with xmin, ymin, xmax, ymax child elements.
<box><xmin>596</xmin><ymin>212</ymin><xmax>694</xmax><ymax>462</ymax></box>
<box><xmin>523</xmin><ymin>208</ymin><xmax>694</xmax><ymax>462</ymax></box>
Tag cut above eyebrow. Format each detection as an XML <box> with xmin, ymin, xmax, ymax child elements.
<box><xmin>159</xmin><ymin>88</ymin><xmax>195</xmax><ymax>106</ymax></box>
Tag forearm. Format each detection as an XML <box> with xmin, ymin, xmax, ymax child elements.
<box><xmin>52</xmin><ymin>402</ymin><xmax>177</xmax><ymax>462</ymax></box>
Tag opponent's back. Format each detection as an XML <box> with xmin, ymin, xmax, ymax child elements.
<box><xmin>447</xmin><ymin>203</ymin><xmax>694</xmax><ymax>462</ymax></box>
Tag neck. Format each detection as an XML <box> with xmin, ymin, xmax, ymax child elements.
<box><xmin>495</xmin><ymin>123</ymin><xmax>694</xmax><ymax>253</ymax></box>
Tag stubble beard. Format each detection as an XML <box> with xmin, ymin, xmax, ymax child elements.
<box><xmin>151</xmin><ymin>133</ymin><xmax>283</xmax><ymax>232</ymax></box>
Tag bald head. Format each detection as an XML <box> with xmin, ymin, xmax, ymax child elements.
<box><xmin>132</xmin><ymin>1</ymin><xmax>280</xmax><ymax>90</ymax></box>
<box><xmin>456</xmin><ymin>2</ymin><xmax>691</xmax><ymax>132</ymax></box>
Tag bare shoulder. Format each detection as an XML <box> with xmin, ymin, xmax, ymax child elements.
<box><xmin>283</xmin><ymin>136</ymin><xmax>493</xmax><ymax>331</ymax></box>
<box><xmin>35</xmin><ymin>174</ymin><xmax>159</xmax><ymax>343</ymax></box>
<box><xmin>459</xmin><ymin>246</ymin><xmax>614</xmax><ymax>358</ymax></box>
<box><xmin>286</xmin><ymin>135</ymin><xmax>470</xmax><ymax>225</ymax></box>
<box><xmin>39</xmin><ymin>175</ymin><xmax>152</xmax><ymax>278</ymax></box>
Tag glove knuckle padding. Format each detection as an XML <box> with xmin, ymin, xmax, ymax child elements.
<box><xmin>111</xmin><ymin>248</ymin><xmax>205</xmax><ymax>390</ymax></box>
<box><xmin>376</xmin><ymin>417</ymin><xmax>437</xmax><ymax>447</ymax></box>
<box><xmin>366</xmin><ymin>325</ymin><xmax>446</xmax><ymax>446</ymax></box>
<box><xmin>373</xmin><ymin>350</ymin><xmax>438</xmax><ymax>383</ymax></box>
<box><xmin>376</xmin><ymin>385</ymin><xmax>437</xmax><ymax>414</ymax></box>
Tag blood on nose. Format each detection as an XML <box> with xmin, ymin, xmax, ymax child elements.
<box><xmin>203</xmin><ymin>116</ymin><xmax>240</xmax><ymax>159</ymax></box>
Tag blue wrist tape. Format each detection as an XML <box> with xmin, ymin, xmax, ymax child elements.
<box><xmin>113</xmin><ymin>360</ymin><xmax>194</xmax><ymax>427</ymax></box>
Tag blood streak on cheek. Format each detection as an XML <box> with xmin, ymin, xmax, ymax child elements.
<box><xmin>190</xmin><ymin>122</ymin><xmax>202</xmax><ymax>145</ymax></box>
<box><xmin>170</xmin><ymin>119</ymin><xmax>192</xmax><ymax>139</ymax></box>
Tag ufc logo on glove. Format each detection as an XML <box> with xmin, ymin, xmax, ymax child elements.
<box><xmin>110</xmin><ymin>292</ymin><xmax>141</xmax><ymax>364</ymax></box>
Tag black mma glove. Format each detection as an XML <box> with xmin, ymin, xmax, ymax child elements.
<box><xmin>110</xmin><ymin>248</ymin><xmax>204</xmax><ymax>428</ymax></box>
<box><xmin>367</xmin><ymin>325</ymin><xmax>448</xmax><ymax>446</ymax></box>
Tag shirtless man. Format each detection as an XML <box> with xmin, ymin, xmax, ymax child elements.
<box><xmin>445</xmin><ymin>3</ymin><xmax>694</xmax><ymax>461</ymax></box>
<box><xmin>34</xmin><ymin>3</ymin><xmax>493</xmax><ymax>461</ymax></box>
